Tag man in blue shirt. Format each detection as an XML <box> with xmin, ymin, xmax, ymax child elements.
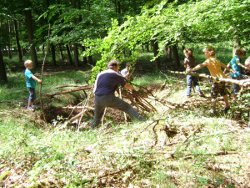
<box><xmin>91</xmin><ymin>60</ymin><xmax>144</xmax><ymax>128</ymax></box>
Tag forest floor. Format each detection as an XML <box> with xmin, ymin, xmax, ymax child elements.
<box><xmin>1</xmin><ymin>66</ymin><xmax>250</xmax><ymax>187</ymax></box>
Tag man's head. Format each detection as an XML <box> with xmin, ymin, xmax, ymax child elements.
<box><xmin>107</xmin><ymin>60</ymin><xmax>120</xmax><ymax>72</ymax></box>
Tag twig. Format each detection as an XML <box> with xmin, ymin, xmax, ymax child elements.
<box><xmin>78</xmin><ymin>91</ymin><xmax>93</xmax><ymax>131</ymax></box>
<box><xmin>39</xmin><ymin>23</ymin><xmax>51</xmax><ymax>124</ymax></box>
<box><xmin>55</xmin><ymin>84</ymin><xmax>89</xmax><ymax>89</ymax></box>
<box><xmin>119</xmin><ymin>87</ymin><xmax>127</xmax><ymax>125</ymax></box>
<box><xmin>44</xmin><ymin>85</ymin><xmax>93</xmax><ymax>97</ymax></box>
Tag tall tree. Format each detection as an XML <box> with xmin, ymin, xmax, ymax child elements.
<box><xmin>25</xmin><ymin>8</ymin><xmax>38</xmax><ymax>69</ymax></box>
<box><xmin>14</xmin><ymin>19</ymin><xmax>22</xmax><ymax>62</ymax></box>
<box><xmin>0</xmin><ymin>46</ymin><xmax>7</xmax><ymax>83</ymax></box>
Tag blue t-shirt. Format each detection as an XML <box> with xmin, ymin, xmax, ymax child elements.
<box><xmin>25</xmin><ymin>69</ymin><xmax>36</xmax><ymax>88</ymax></box>
<box><xmin>229</xmin><ymin>56</ymin><xmax>242</xmax><ymax>78</ymax></box>
<box><xmin>94</xmin><ymin>69</ymin><xmax>126</xmax><ymax>95</ymax></box>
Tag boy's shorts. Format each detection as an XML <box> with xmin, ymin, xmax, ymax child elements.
<box><xmin>232</xmin><ymin>76</ymin><xmax>247</xmax><ymax>94</ymax></box>
<box><xmin>211</xmin><ymin>82</ymin><xmax>226</xmax><ymax>98</ymax></box>
<box><xmin>27</xmin><ymin>87</ymin><xmax>36</xmax><ymax>102</ymax></box>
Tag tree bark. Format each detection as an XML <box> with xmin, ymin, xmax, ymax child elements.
<box><xmin>152</xmin><ymin>39</ymin><xmax>160</xmax><ymax>71</ymax></box>
<box><xmin>172</xmin><ymin>43</ymin><xmax>180</xmax><ymax>67</ymax></box>
<box><xmin>81</xmin><ymin>46</ymin><xmax>88</xmax><ymax>64</ymax></box>
<box><xmin>25</xmin><ymin>9</ymin><xmax>38</xmax><ymax>69</ymax></box>
<box><xmin>14</xmin><ymin>20</ymin><xmax>22</xmax><ymax>62</ymax></box>
<box><xmin>72</xmin><ymin>0</ymin><xmax>80</xmax><ymax>67</ymax></box>
<box><xmin>0</xmin><ymin>46</ymin><xmax>7</xmax><ymax>84</ymax></box>
<box><xmin>58</xmin><ymin>45</ymin><xmax>64</xmax><ymax>60</ymax></box>
<box><xmin>66</xmin><ymin>44</ymin><xmax>73</xmax><ymax>65</ymax></box>
<box><xmin>88</xmin><ymin>55</ymin><xmax>93</xmax><ymax>65</ymax></box>
<box><xmin>232</xmin><ymin>40</ymin><xmax>240</xmax><ymax>58</ymax></box>
<box><xmin>165</xmin><ymin>44</ymin><xmax>172</xmax><ymax>61</ymax></box>
<box><xmin>51</xmin><ymin>44</ymin><xmax>56</xmax><ymax>66</ymax></box>
<box><xmin>8</xmin><ymin>21</ymin><xmax>12</xmax><ymax>59</ymax></box>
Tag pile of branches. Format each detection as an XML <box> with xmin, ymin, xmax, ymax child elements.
<box><xmin>44</xmin><ymin>83</ymin><xmax>161</xmax><ymax>126</ymax></box>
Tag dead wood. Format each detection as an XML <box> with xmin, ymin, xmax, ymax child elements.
<box><xmin>45</xmin><ymin>85</ymin><xmax>93</xmax><ymax>97</ymax></box>
<box><xmin>167</xmin><ymin>70</ymin><xmax>250</xmax><ymax>86</ymax></box>
<box><xmin>54</xmin><ymin>84</ymin><xmax>90</xmax><ymax>89</ymax></box>
<box><xmin>61</xmin><ymin>106</ymin><xmax>94</xmax><ymax>110</ymax></box>
<box><xmin>39</xmin><ymin>23</ymin><xmax>51</xmax><ymax>124</ymax></box>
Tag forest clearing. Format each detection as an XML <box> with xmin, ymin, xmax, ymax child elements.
<box><xmin>1</xmin><ymin>53</ymin><xmax>250</xmax><ymax>187</ymax></box>
<box><xmin>1</xmin><ymin>0</ymin><xmax>250</xmax><ymax>187</ymax></box>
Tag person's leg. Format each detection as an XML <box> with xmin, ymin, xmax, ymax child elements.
<box><xmin>211</xmin><ymin>82</ymin><xmax>219</xmax><ymax>113</ymax></box>
<box><xmin>91</xmin><ymin>95</ymin><xmax>105</xmax><ymax>128</ymax></box>
<box><xmin>27</xmin><ymin>88</ymin><xmax>35</xmax><ymax>109</ymax></box>
<box><xmin>105</xmin><ymin>94</ymin><xmax>144</xmax><ymax>121</ymax></box>
<box><xmin>219</xmin><ymin>82</ymin><xmax>230</xmax><ymax>110</ymax></box>
<box><xmin>186</xmin><ymin>75</ymin><xmax>192</xmax><ymax>97</ymax></box>
<box><xmin>193</xmin><ymin>76</ymin><xmax>202</xmax><ymax>94</ymax></box>
<box><xmin>232</xmin><ymin>83</ymin><xmax>239</xmax><ymax>101</ymax></box>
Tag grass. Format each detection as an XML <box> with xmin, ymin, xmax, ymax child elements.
<box><xmin>1</xmin><ymin>43</ymin><xmax>250</xmax><ymax>187</ymax></box>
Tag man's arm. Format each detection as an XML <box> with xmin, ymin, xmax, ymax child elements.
<box><xmin>124</xmin><ymin>83</ymin><xmax>133</xmax><ymax>92</ymax></box>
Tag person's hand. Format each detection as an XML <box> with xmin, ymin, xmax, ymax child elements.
<box><xmin>38</xmin><ymin>79</ymin><xmax>42</xmax><ymax>84</ymax></box>
<box><xmin>186</xmin><ymin>68</ymin><xmax>191</xmax><ymax>73</ymax></box>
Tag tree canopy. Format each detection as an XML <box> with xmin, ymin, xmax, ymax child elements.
<box><xmin>81</xmin><ymin>0</ymin><xmax>250</xmax><ymax>82</ymax></box>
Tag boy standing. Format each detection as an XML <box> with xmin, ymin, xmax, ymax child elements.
<box><xmin>224</xmin><ymin>47</ymin><xmax>247</xmax><ymax>101</ymax></box>
<box><xmin>24</xmin><ymin>60</ymin><xmax>42</xmax><ymax>111</ymax></box>
<box><xmin>186</xmin><ymin>46</ymin><xmax>235</xmax><ymax>114</ymax></box>
<box><xmin>183</xmin><ymin>48</ymin><xmax>204</xmax><ymax>98</ymax></box>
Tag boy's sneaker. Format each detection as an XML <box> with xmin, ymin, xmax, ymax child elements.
<box><xmin>27</xmin><ymin>107</ymin><xmax>34</xmax><ymax>112</ymax></box>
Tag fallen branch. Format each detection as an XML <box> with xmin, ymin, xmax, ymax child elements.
<box><xmin>61</xmin><ymin>106</ymin><xmax>94</xmax><ymax>110</ymax></box>
<box><xmin>45</xmin><ymin>85</ymin><xmax>93</xmax><ymax>97</ymax></box>
<box><xmin>55</xmin><ymin>84</ymin><xmax>89</xmax><ymax>89</ymax></box>
<box><xmin>167</xmin><ymin>70</ymin><xmax>249</xmax><ymax>86</ymax></box>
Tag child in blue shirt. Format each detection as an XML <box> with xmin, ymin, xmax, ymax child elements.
<box><xmin>24</xmin><ymin>60</ymin><xmax>42</xmax><ymax>111</ymax></box>
<box><xmin>224</xmin><ymin>47</ymin><xmax>247</xmax><ymax>101</ymax></box>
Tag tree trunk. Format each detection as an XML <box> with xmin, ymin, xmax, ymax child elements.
<box><xmin>152</xmin><ymin>40</ymin><xmax>160</xmax><ymax>72</ymax></box>
<box><xmin>73</xmin><ymin>44</ymin><xmax>79</xmax><ymax>67</ymax></box>
<box><xmin>0</xmin><ymin>46</ymin><xmax>7</xmax><ymax>84</ymax></box>
<box><xmin>58</xmin><ymin>45</ymin><xmax>64</xmax><ymax>60</ymax></box>
<box><xmin>8</xmin><ymin>21</ymin><xmax>12</xmax><ymax>59</ymax></box>
<box><xmin>165</xmin><ymin>44</ymin><xmax>172</xmax><ymax>61</ymax></box>
<box><xmin>14</xmin><ymin>20</ymin><xmax>22</xmax><ymax>62</ymax></box>
<box><xmin>88</xmin><ymin>55</ymin><xmax>93</xmax><ymax>65</ymax></box>
<box><xmin>25</xmin><ymin>9</ymin><xmax>38</xmax><ymax>69</ymax></box>
<box><xmin>72</xmin><ymin>0</ymin><xmax>79</xmax><ymax>67</ymax></box>
<box><xmin>81</xmin><ymin>46</ymin><xmax>88</xmax><ymax>64</ymax></box>
<box><xmin>51</xmin><ymin>44</ymin><xmax>56</xmax><ymax>66</ymax></box>
<box><xmin>66</xmin><ymin>44</ymin><xmax>73</xmax><ymax>65</ymax></box>
<box><xmin>145</xmin><ymin>43</ymin><xmax>149</xmax><ymax>52</ymax></box>
<box><xmin>232</xmin><ymin>40</ymin><xmax>240</xmax><ymax>58</ymax></box>
<box><xmin>172</xmin><ymin>43</ymin><xmax>180</xmax><ymax>67</ymax></box>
